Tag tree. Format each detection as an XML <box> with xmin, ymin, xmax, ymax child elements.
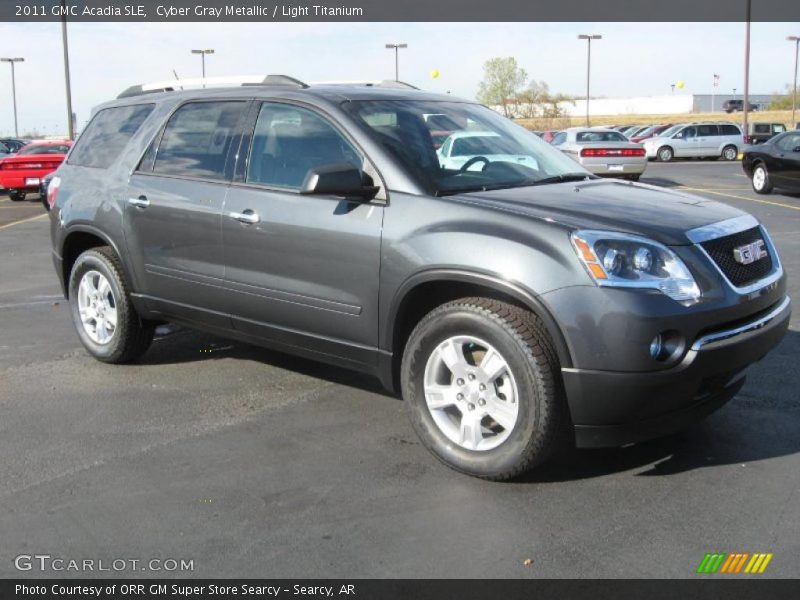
<box><xmin>768</xmin><ymin>84</ymin><xmax>796</xmax><ymax>110</ymax></box>
<box><xmin>513</xmin><ymin>80</ymin><xmax>574</xmax><ymax>127</ymax></box>
<box><xmin>476</xmin><ymin>57</ymin><xmax>528</xmax><ymax>117</ymax></box>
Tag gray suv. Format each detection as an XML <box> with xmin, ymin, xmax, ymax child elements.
<box><xmin>643</xmin><ymin>122</ymin><xmax>744</xmax><ymax>162</ymax></box>
<box><xmin>48</xmin><ymin>76</ymin><xmax>790</xmax><ymax>480</ymax></box>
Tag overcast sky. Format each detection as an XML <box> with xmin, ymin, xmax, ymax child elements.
<box><xmin>0</xmin><ymin>21</ymin><xmax>797</xmax><ymax>135</ymax></box>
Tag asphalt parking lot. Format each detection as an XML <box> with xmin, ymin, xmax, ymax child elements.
<box><xmin>0</xmin><ymin>161</ymin><xmax>798</xmax><ymax>579</ymax></box>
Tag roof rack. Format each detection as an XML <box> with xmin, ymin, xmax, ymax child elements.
<box><xmin>117</xmin><ymin>74</ymin><xmax>309</xmax><ymax>99</ymax></box>
<box><xmin>309</xmin><ymin>80</ymin><xmax>419</xmax><ymax>90</ymax></box>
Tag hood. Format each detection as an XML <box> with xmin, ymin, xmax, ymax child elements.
<box><xmin>453</xmin><ymin>179</ymin><xmax>745</xmax><ymax>245</ymax></box>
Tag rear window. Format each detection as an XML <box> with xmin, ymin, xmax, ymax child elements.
<box><xmin>68</xmin><ymin>104</ymin><xmax>154</xmax><ymax>168</ymax></box>
<box><xmin>720</xmin><ymin>124</ymin><xmax>741</xmax><ymax>136</ymax></box>
<box><xmin>576</xmin><ymin>131</ymin><xmax>627</xmax><ymax>143</ymax></box>
<box><xmin>18</xmin><ymin>144</ymin><xmax>71</xmax><ymax>155</ymax></box>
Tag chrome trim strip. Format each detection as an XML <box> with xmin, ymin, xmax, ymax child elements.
<box><xmin>685</xmin><ymin>214</ymin><xmax>759</xmax><ymax>244</ymax></box>
<box><xmin>691</xmin><ymin>296</ymin><xmax>791</xmax><ymax>351</ymax></box>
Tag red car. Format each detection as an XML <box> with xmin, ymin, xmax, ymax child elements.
<box><xmin>629</xmin><ymin>124</ymin><xmax>673</xmax><ymax>144</ymax></box>
<box><xmin>0</xmin><ymin>140</ymin><xmax>72</xmax><ymax>201</ymax></box>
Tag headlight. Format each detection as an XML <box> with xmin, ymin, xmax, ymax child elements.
<box><xmin>570</xmin><ymin>230</ymin><xmax>701</xmax><ymax>301</ymax></box>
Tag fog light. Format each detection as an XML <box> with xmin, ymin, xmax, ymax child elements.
<box><xmin>649</xmin><ymin>330</ymin><xmax>685</xmax><ymax>362</ymax></box>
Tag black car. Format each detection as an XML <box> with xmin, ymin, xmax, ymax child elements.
<box><xmin>722</xmin><ymin>99</ymin><xmax>758</xmax><ymax>113</ymax></box>
<box><xmin>742</xmin><ymin>130</ymin><xmax>800</xmax><ymax>194</ymax></box>
<box><xmin>48</xmin><ymin>76</ymin><xmax>790</xmax><ymax>480</ymax></box>
<box><xmin>0</xmin><ymin>138</ymin><xmax>31</xmax><ymax>154</ymax></box>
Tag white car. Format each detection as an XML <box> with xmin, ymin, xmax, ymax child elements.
<box><xmin>437</xmin><ymin>131</ymin><xmax>539</xmax><ymax>171</ymax></box>
<box><xmin>551</xmin><ymin>127</ymin><xmax>647</xmax><ymax>180</ymax></box>
<box><xmin>642</xmin><ymin>122</ymin><xmax>744</xmax><ymax>162</ymax></box>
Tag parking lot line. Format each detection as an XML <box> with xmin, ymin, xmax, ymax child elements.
<box><xmin>0</xmin><ymin>213</ymin><xmax>48</xmax><ymax>230</ymax></box>
<box><xmin>677</xmin><ymin>187</ymin><xmax>800</xmax><ymax>211</ymax></box>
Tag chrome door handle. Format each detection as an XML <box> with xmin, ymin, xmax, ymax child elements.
<box><xmin>229</xmin><ymin>210</ymin><xmax>260</xmax><ymax>224</ymax></box>
<box><xmin>128</xmin><ymin>196</ymin><xmax>150</xmax><ymax>208</ymax></box>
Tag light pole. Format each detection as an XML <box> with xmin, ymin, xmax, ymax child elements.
<box><xmin>61</xmin><ymin>0</ymin><xmax>74</xmax><ymax>140</ymax></box>
<box><xmin>711</xmin><ymin>73</ymin><xmax>720</xmax><ymax>112</ymax></box>
<box><xmin>0</xmin><ymin>57</ymin><xmax>23</xmax><ymax>137</ymax></box>
<box><xmin>191</xmin><ymin>49</ymin><xmax>214</xmax><ymax>81</ymax></box>
<box><xmin>743</xmin><ymin>0</ymin><xmax>751</xmax><ymax>142</ymax></box>
<box><xmin>788</xmin><ymin>36</ymin><xmax>800</xmax><ymax>128</ymax></box>
<box><xmin>578</xmin><ymin>34</ymin><xmax>602</xmax><ymax>126</ymax></box>
<box><xmin>385</xmin><ymin>43</ymin><xmax>407</xmax><ymax>81</ymax></box>
<box><xmin>733</xmin><ymin>88</ymin><xmax>737</xmax><ymax>100</ymax></box>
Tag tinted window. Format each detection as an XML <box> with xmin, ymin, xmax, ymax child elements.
<box><xmin>551</xmin><ymin>132</ymin><xmax>567</xmax><ymax>145</ymax></box>
<box><xmin>18</xmin><ymin>144</ymin><xmax>71</xmax><ymax>155</ymax></box>
<box><xmin>697</xmin><ymin>125</ymin><xmax>717</xmax><ymax>136</ymax></box>
<box><xmin>68</xmin><ymin>104</ymin><xmax>154</xmax><ymax>168</ymax></box>
<box><xmin>246</xmin><ymin>103</ymin><xmax>362</xmax><ymax>189</ymax></box>
<box><xmin>0</xmin><ymin>142</ymin><xmax>8</xmax><ymax>153</ymax></box>
<box><xmin>575</xmin><ymin>131</ymin><xmax>627</xmax><ymax>143</ymax></box>
<box><xmin>777</xmin><ymin>133</ymin><xmax>800</xmax><ymax>151</ymax></box>
<box><xmin>720</xmin><ymin>124</ymin><xmax>741</xmax><ymax>135</ymax></box>
<box><xmin>451</xmin><ymin>135</ymin><xmax>517</xmax><ymax>156</ymax></box>
<box><xmin>154</xmin><ymin>101</ymin><xmax>244</xmax><ymax>180</ymax></box>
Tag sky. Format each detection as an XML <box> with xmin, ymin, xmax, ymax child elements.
<box><xmin>0</xmin><ymin>20</ymin><xmax>797</xmax><ymax>136</ymax></box>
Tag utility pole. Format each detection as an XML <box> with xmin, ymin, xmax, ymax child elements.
<box><xmin>385</xmin><ymin>43</ymin><xmax>408</xmax><ymax>81</ymax></box>
<box><xmin>578</xmin><ymin>34</ymin><xmax>602</xmax><ymax>127</ymax></box>
<box><xmin>788</xmin><ymin>36</ymin><xmax>800</xmax><ymax>129</ymax></box>
<box><xmin>0</xmin><ymin>57</ymin><xmax>24</xmax><ymax>137</ymax></box>
<box><xmin>743</xmin><ymin>0</ymin><xmax>751</xmax><ymax>142</ymax></box>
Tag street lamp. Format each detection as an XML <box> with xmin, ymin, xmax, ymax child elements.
<box><xmin>577</xmin><ymin>34</ymin><xmax>602</xmax><ymax>126</ymax></box>
<box><xmin>385</xmin><ymin>43</ymin><xmax>408</xmax><ymax>81</ymax></box>
<box><xmin>788</xmin><ymin>36</ymin><xmax>800</xmax><ymax>128</ymax></box>
<box><xmin>191</xmin><ymin>49</ymin><xmax>215</xmax><ymax>80</ymax></box>
<box><xmin>0</xmin><ymin>57</ymin><xmax>23</xmax><ymax>137</ymax></box>
<box><xmin>60</xmin><ymin>0</ymin><xmax>74</xmax><ymax>140</ymax></box>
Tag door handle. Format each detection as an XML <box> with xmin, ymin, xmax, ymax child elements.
<box><xmin>128</xmin><ymin>196</ymin><xmax>150</xmax><ymax>208</ymax></box>
<box><xmin>228</xmin><ymin>210</ymin><xmax>260</xmax><ymax>224</ymax></box>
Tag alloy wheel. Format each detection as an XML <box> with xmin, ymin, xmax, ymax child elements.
<box><xmin>77</xmin><ymin>270</ymin><xmax>118</xmax><ymax>345</ymax></box>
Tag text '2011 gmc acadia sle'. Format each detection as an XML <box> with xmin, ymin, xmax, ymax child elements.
<box><xmin>48</xmin><ymin>75</ymin><xmax>790</xmax><ymax>480</ymax></box>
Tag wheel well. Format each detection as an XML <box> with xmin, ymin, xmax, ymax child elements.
<box><xmin>389</xmin><ymin>279</ymin><xmax>570</xmax><ymax>391</ymax></box>
<box><xmin>61</xmin><ymin>232</ymin><xmax>109</xmax><ymax>297</ymax></box>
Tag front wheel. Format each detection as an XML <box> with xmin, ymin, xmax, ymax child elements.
<box><xmin>657</xmin><ymin>146</ymin><xmax>674</xmax><ymax>162</ymax></box>
<box><xmin>401</xmin><ymin>297</ymin><xmax>565</xmax><ymax>480</ymax></box>
<box><xmin>721</xmin><ymin>145</ymin><xmax>738</xmax><ymax>161</ymax></box>
<box><xmin>68</xmin><ymin>247</ymin><xmax>155</xmax><ymax>363</ymax></box>
<box><xmin>751</xmin><ymin>163</ymin><xmax>773</xmax><ymax>194</ymax></box>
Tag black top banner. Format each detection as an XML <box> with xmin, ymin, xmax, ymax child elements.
<box><xmin>1</xmin><ymin>0</ymin><xmax>799</xmax><ymax>22</ymax></box>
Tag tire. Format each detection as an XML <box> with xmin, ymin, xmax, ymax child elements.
<box><xmin>8</xmin><ymin>190</ymin><xmax>26</xmax><ymax>202</ymax></box>
<box><xmin>626</xmin><ymin>174</ymin><xmax>641</xmax><ymax>182</ymax></box>
<box><xmin>68</xmin><ymin>247</ymin><xmax>155</xmax><ymax>363</ymax></box>
<box><xmin>657</xmin><ymin>146</ymin><xmax>673</xmax><ymax>162</ymax></box>
<box><xmin>401</xmin><ymin>297</ymin><xmax>565</xmax><ymax>481</ymax></box>
<box><xmin>721</xmin><ymin>145</ymin><xmax>738</xmax><ymax>161</ymax></box>
<box><xmin>751</xmin><ymin>163</ymin><xmax>773</xmax><ymax>194</ymax></box>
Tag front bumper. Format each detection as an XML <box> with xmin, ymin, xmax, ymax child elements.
<box><xmin>561</xmin><ymin>295</ymin><xmax>791</xmax><ymax>448</ymax></box>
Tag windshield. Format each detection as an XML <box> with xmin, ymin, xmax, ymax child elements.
<box><xmin>656</xmin><ymin>125</ymin><xmax>682</xmax><ymax>138</ymax></box>
<box><xmin>342</xmin><ymin>100</ymin><xmax>589</xmax><ymax>195</ymax></box>
<box><xmin>18</xmin><ymin>144</ymin><xmax>70</xmax><ymax>155</ymax></box>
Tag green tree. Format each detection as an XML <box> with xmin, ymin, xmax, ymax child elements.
<box><xmin>768</xmin><ymin>83</ymin><xmax>797</xmax><ymax>110</ymax></box>
<box><xmin>476</xmin><ymin>57</ymin><xmax>528</xmax><ymax>117</ymax></box>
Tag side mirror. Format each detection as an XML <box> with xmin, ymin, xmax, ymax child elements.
<box><xmin>300</xmin><ymin>164</ymin><xmax>379</xmax><ymax>201</ymax></box>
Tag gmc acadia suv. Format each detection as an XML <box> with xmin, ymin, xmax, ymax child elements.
<box><xmin>48</xmin><ymin>76</ymin><xmax>791</xmax><ymax>480</ymax></box>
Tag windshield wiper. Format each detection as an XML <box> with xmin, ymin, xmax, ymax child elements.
<box><xmin>530</xmin><ymin>173</ymin><xmax>594</xmax><ymax>186</ymax></box>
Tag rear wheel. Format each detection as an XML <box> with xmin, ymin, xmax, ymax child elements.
<box><xmin>401</xmin><ymin>297</ymin><xmax>565</xmax><ymax>480</ymax></box>
<box><xmin>68</xmin><ymin>247</ymin><xmax>155</xmax><ymax>363</ymax></box>
<box><xmin>657</xmin><ymin>146</ymin><xmax>673</xmax><ymax>162</ymax></box>
<box><xmin>751</xmin><ymin>163</ymin><xmax>773</xmax><ymax>194</ymax></box>
<box><xmin>626</xmin><ymin>174</ymin><xmax>641</xmax><ymax>182</ymax></box>
<box><xmin>721</xmin><ymin>145</ymin><xmax>738</xmax><ymax>161</ymax></box>
<box><xmin>8</xmin><ymin>190</ymin><xmax>26</xmax><ymax>202</ymax></box>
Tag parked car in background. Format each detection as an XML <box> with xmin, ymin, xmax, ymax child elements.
<box><xmin>0</xmin><ymin>140</ymin><xmax>72</xmax><ymax>201</ymax></box>
<box><xmin>745</xmin><ymin>122</ymin><xmax>787</xmax><ymax>145</ymax></box>
<box><xmin>722</xmin><ymin>99</ymin><xmax>758</xmax><ymax>113</ymax></box>
<box><xmin>551</xmin><ymin>127</ymin><xmax>647</xmax><ymax>180</ymax></box>
<box><xmin>742</xmin><ymin>130</ymin><xmax>800</xmax><ymax>194</ymax></box>
<box><xmin>643</xmin><ymin>122</ymin><xmax>743</xmax><ymax>162</ymax></box>
<box><xmin>623</xmin><ymin>126</ymin><xmax>651</xmax><ymax>139</ymax></box>
<box><xmin>438</xmin><ymin>131</ymin><xmax>540</xmax><ymax>171</ymax></box>
<box><xmin>0</xmin><ymin>138</ymin><xmax>31</xmax><ymax>154</ymax></box>
<box><xmin>0</xmin><ymin>141</ymin><xmax>10</xmax><ymax>158</ymax></box>
<box><xmin>541</xmin><ymin>130</ymin><xmax>560</xmax><ymax>143</ymax></box>
<box><xmin>629</xmin><ymin>124</ymin><xmax>673</xmax><ymax>144</ymax></box>
<box><xmin>424</xmin><ymin>113</ymin><xmax>464</xmax><ymax>149</ymax></box>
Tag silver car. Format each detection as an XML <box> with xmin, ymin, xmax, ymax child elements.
<box><xmin>551</xmin><ymin>127</ymin><xmax>647</xmax><ymax>180</ymax></box>
<box><xmin>643</xmin><ymin>122</ymin><xmax>743</xmax><ymax>162</ymax></box>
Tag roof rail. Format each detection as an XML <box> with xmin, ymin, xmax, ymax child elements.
<box><xmin>310</xmin><ymin>80</ymin><xmax>420</xmax><ymax>90</ymax></box>
<box><xmin>117</xmin><ymin>74</ymin><xmax>309</xmax><ymax>98</ymax></box>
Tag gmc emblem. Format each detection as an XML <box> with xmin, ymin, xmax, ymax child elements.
<box><xmin>733</xmin><ymin>240</ymin><xmax>767</xmax><ymax>265</ymax></box>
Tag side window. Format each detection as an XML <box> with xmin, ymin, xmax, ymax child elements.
<box><xmin>68</xmin><ymin>104</ymin><xmax>154</xmax><ymax>168</ymax></box>
<box><xmin>697</xmin><ymin>125</ymin><xmax>716</xmax><ymax>137</ymax></box>
<box><xmin>246</xmin><ymin>103</ymin><xmax>362</xmax><ymax>189</ymax></box>
<box><xmin>777</xmin><ymin>133</ymin><xmax>800</xmax><ymax>151</ymax></box>
<box><xmin>551</xmin><ymin>132</ymin><xmax>566</xmax><ymax>145</ymax></box>
<box><xmin>775</xmin><ymin>124</ymin><xmax>786</xmax><ymax>133</ymax></box>
<box><xmin>440</xmin><ymin>137</ymin><xmax>453</xmax><ymax>156</ymax></box>
<box><xmin>153</xmin><ymin>101</ymin><xmax>245</xmax><ymax>180</ymax></box>
<box><xmin>721</xmin><ymin>124</ymin><xmax>741</xmax><ymax>136</ymax></box>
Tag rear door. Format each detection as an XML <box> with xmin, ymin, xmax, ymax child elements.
<box><xmin>124</xmin><ymin>99</ymin><xmax>248</xmax><ymax>325</ymax></box>
<box><xmin>221</xmin><ymin>101</ymin><xmax>384</xmax><ymax>365</ymax></box>
<box><xmin>693</xmin><ymin>124</ymin><xmax>719</xmax><ymax>157</ymax></box>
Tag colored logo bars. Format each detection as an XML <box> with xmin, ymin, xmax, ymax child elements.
<box><xmin>696</xmin><ymin>552</ymin><xmax>773</xmax><ymax>574</ymax></box>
